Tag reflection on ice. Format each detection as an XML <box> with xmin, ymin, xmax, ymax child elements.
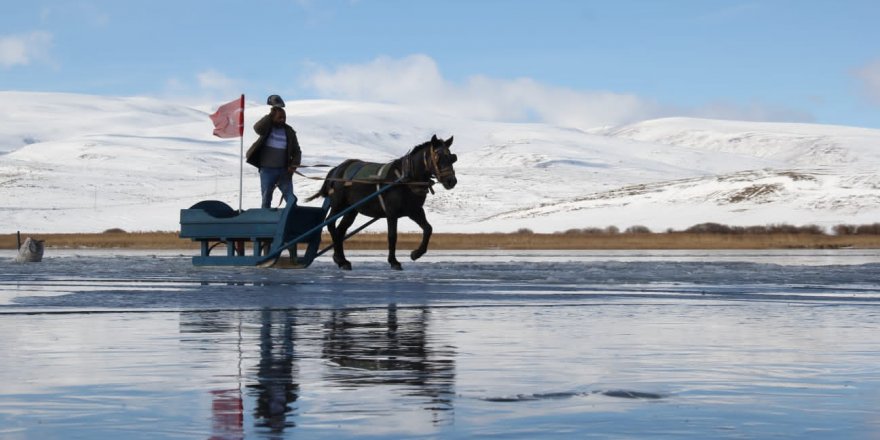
<box><xmin>1</xmin><ymin>250</ymin><xmax>880</xmax><ymax>438</ymax></box>
<box><xmin>248</xmin><ymin>309</ymin><xmax>299</xmax><ymax>433</ymax></box>
<box><xmin>175</xmin><ymin>306</ymin><xmax>456</xmax><ymax>438</ymax></box>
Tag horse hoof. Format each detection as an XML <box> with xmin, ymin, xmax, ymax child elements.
<box><xmin>390</xmin><ymin>262</ymin><xmax>403</xmax><ymax>271</ymax></box>
<box><xmin>410</xmin><ymin>250</ymin><xmax>424</xmax><ymax>261</ymax></box>
<box><xmin>339</xmin><ymin>262</ymin><xmax>352</xmax><ymax>270</ymax></box>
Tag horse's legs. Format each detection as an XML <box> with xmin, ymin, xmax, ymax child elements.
<box><xmin>325</xmin><ymin>209</ymin><xmax>341</xmax><ymax>263</ymax></box>
<box><xmin>333</xmin><ymin>211</ymin><xmax>358</xmax><ymax>270</ymax></box>
<box><xmin>326</xmin><ymin>207</ymin><xmax>349</xmax><ymax>270</ymax></box>
<box><xmin>386</xmin><ymin>216</ymin><xmax>402</xmax><ymax>270</ymax></box>
<box><xmin>408</xmin><ymin>208</ymin><xmax>433</xmax><ymax>261</ymax></box>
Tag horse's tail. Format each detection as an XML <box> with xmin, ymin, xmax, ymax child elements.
<box><xmin>304</xmin><ymin>165</ymin><xmax>338</xmax><ymax>202</ymax></box>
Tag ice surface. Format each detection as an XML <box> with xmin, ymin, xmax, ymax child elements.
<box><xmin>2</xmin><ymin>249</ymin><xmax>880</xmax><ymax>312</ymax></box>
<box><xmin>2</xmin><ymin>250</ymin><xmax>880</xmax><ymax>438</ymax></box>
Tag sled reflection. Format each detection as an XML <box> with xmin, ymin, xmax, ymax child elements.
<box><xmin>179</xmin><ymin>305</ymin><xmax>455</xmax><ymax>436</ymax></box>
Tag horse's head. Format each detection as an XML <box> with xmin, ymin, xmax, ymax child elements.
<box><xmin>427</xmin><ymin>135</ymin><xmax>458</xmax><ymax>189</ymax></box>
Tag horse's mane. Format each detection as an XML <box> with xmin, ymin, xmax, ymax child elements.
<box><xmin>404</xmin><ymin>140</ymin><xmax>433</xmax><ymax>157</ymax></box>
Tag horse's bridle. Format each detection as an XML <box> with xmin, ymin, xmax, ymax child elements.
<box><xmin>423</xmin><ymin>144</ymin><xmax>456</xmax><ymax>181</ymax></box>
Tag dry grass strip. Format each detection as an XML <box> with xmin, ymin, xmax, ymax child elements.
<box><xmin>3</xmin><ymin>231</ymin><xmax>880</xmax><ymax>250</ymax></box>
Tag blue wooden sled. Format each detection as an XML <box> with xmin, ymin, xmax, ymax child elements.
<box><xmin>179</xmin><ymin>177</ymin><xmax>403</xmax><ymax>267</ymax></box>
<box><xmin>179</xmin><ymin>199</ymin><xmax>330</xmax><ymax>267</ymax></box>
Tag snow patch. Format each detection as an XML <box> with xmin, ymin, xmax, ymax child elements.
<box><xmin>2</xmin><ymin>92</ymin><xmax>880</xmax><ymax>233</ymax></box>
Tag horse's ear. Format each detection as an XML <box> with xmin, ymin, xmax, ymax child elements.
<box><xmin>431</xmin><ymin>134</ymin><xmax>439</xmax><ymax>142</ymax></box>
<box><xmin>445</xmin><ymin>136</ymin><xmax>454</xmax><ymax>148</ymax></box>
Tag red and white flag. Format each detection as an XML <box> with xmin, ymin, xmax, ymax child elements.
<box><xmin>209</xmin><ymin>95</ymin><xmax>244</xmax><ymax>138</ymax></box>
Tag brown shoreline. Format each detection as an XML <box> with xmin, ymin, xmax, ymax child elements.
<box><xmin>4</xmin><ymin>231</ymin><xmax>880</xmax><ymax>250</ymax></box>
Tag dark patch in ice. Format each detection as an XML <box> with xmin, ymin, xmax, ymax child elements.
<box><xmin>482</xmin><ymin>392</ymin><xmax>580</xmax><ymax>402</ymax></box>
<box><xmin>599</xmin><ymin>389</ymin><xmax>665</xmax><ymax>399</ymax></box>
<box><xmin>481</xmin><ymin>389</ymin><xmax>666</xmax><ymax>402</ymax></box>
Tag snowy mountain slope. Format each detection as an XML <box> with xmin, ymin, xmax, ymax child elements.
<box><xmin>485</xmin><ymin>168</ymin><xmax>880</xmax><ymax>230</ymax></box>
<box><xmin>1</xmin><ymin>92</ymin><xmax>879</xmax><ymax>233</ymax></box>
<box><xmin>1</xmin><ymin>91</ymin><xmax>208</xmax><ymax>154</ymax></box>
<box><xmin>594</xmin><ymin>117</ymin><xmax>880</xmax><ymax>168</ymax></box>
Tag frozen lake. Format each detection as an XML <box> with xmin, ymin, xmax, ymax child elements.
<box><xmin>2</xmin><ymin>249</ymin><xmax>880</xmax><ymax>439</ymax></box>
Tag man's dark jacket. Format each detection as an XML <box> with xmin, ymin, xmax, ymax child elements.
<box><xmin>245</xmin><ymin>115</ymin><xmax>302</xmax><ymax>168</ymax></box>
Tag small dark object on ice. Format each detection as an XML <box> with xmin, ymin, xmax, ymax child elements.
<box><xmin>15</xmin><ymin>237</ymin><xmax>44</xmax><ymax>262</ymax></box>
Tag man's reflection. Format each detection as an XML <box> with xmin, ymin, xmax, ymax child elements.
<box><xmin>247</xmin><ymin>309</ymin><xmax>299</xmax><ymax>434</ymax></box>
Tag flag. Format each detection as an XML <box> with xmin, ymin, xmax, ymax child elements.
<box><xmin>209</xmin><ymin>95</ymin><xmax>244</xmax><ymax>138</ymax></box>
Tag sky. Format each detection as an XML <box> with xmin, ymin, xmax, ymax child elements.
<box><xmin>2</xmin><ymin>0</ymin><xmax>880</xmax><ymax>129</ymax></box>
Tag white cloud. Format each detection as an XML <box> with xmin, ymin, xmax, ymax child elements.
<box><xmin>853</xmin><ymin>59</ymin><xmax>880</xmax><ymax>105</ymax></box>
<box><xmin>39</xmin><ymin>4</ymin><xmax>110</xmax><ymax>27</ymax></box>
<box><xmin>153</xmin><ymin>70</ymin><xmax>244</xmax><ymax>107</ymax></box>
<box><xmin>302</xmin><ymin>54</ymin><xmax>813</xmax><ymax>129</ymax></box>
<box><xmin>196</xmin><ymin>69</ymin><xmax>239</xmax><ymax>92</ymax></box>
<box><xmin>0</xmin><ymin>31</ymin><xmax>53</xmax><ymax>68</ymax></box>
<box><xmin>303</xmin><ymin>54</ymin><xmax>661</xmax><ymax>129</ymax></box>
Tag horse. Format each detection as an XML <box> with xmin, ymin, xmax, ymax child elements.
<box><xmin>306</xmin><ymin>135</ymin><xmax>457</xmax><ymax>270</ymax></box>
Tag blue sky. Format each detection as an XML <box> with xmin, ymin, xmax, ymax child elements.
<box><xmin>2</xmin><ymin>0</ymin><xmax>880</xmax><ymax>129</ymax></box>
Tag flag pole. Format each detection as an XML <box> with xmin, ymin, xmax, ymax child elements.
<box><xmin>238</xmin><ymin>94</ymin><xmax>244</xmax><ymax>212</ymax></box>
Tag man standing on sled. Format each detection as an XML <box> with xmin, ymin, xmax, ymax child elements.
<box><xmin>246</xmin><ymin>94</ymin><xmax>302</xmax><ymax>209</ymax></box>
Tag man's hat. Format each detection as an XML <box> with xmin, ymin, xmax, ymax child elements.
<box><xmin>267</xmin><ymin>94</ymin><xmax>285</xmax><ymax>108</ymax></box>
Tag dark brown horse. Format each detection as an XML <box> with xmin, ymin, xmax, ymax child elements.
<box><xmin>306</xmin><ymin>135</ymin><xmax>457</xmax><ymax>270</ymax></box>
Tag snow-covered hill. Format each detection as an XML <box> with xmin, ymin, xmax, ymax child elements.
<box><xmin>594</xmin><ymin>117</ymin><xmax>880</xmax><ymax>168</ymax></box>
<box><xmin>2</xmin><ymin>91</ymin><xmax>879</xmax><ymax>233</ymax></box>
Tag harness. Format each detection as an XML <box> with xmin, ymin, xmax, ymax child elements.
<box><xmin>335</xmin><ymin>159</ymin><xmax>402</xmax><ymax>212</ymax></box>
<box><xmin>297</xmin><ymin>144</ymin><xmax>455</xmax><ymax>213</ymax></box>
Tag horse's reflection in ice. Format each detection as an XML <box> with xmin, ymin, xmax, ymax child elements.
<box><xmin>179</xmin><ymin>305</ymin><xmax>456</xmax><ymax>435</ymax></box>
<box><xmin>321</xmin><ymin>305</ymin><xmax>456</xmax><ymax>418</ymax></box>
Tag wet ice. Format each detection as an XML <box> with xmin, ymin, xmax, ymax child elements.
<box><xmin>1</xmin><ymin>250</ymin><xmax>880</xmax><ymax>439</ymax></box>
